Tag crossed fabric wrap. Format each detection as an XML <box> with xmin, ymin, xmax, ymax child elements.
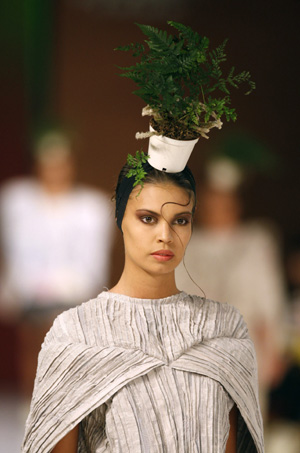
<box><xmin>22</xmin><ymin>291</ymin><xmax>264</xmax><ymax>453</ymax></box>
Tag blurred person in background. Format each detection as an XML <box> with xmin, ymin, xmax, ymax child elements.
<box><xmin>265</xmin><ymin>235</ymin><xmax>300</xmax><ymax>452</ymax></box>
<box><xmin>0</xmin><ymin>127</ymin><xmax>114</xmax><ymax>399</ymax></box>
<box><xmin>176</xmin><ymin>133</ymin><xmax>287</xmax><ymax>421</ymax></box>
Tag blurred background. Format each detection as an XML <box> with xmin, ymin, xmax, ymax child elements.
<box><xmin>0</xmin><ymin>0</ymin><xmax>300</xmax><ymax>451</ymax></box>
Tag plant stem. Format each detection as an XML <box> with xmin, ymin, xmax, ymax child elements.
<box><xmin>200</xmin><ymin>84</ymin><xmax>206</xmax><ymax>104</ymax></box>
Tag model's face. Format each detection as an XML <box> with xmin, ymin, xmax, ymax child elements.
<box><xmin>122</xmin><ymin>183</ymin><xmax>194</xmax><ymax>279</ymax></box>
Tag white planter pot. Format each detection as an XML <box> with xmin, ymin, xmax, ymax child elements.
<box><xmin>148</xmin><ymin>126</ymin><xmax>199</xmax><ymax>173</ymax></box>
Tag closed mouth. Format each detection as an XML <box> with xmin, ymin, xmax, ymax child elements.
<box><xmin>151</xmin><ymin>250</ymin><xmax>174</xmax><ymax>257</ymax></box>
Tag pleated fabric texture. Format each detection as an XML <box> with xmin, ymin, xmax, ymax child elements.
<box><xmin>22</xmin><ymin>291</ymin><xmax>264</xmax><ymax>452</ymax></box>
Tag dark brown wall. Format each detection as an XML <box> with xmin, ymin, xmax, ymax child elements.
<box><xmin>53</xmin><ymin>0</ymin><xmax>300</xmax><ymax>283</ymax></box>
<box><xmin>0</xmin><ymin>0</ymin><xmax>299</xmax><ymax>388</ymax></box>
<box><xmin>1</xmin><ymin>0</ymin><xmax>299</xmax><ymax>285</ymax></box>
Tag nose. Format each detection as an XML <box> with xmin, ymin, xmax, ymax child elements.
<box><xmin>157</xmin><ymin>220</ymin><xmax>173</xmax><ymax>244</ymax></box>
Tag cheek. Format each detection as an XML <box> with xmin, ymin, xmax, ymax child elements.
<box><xmin>182</xmin><ymin>234</ymin><xmax>192</xmax><ymax>253</ymax></box>
<box><xmin>182</xmin><ymin>225</ymin><xmax>192</xmax><ymax>243</ymax></box>
<box><xmin>123</xmin><ymin>224</ymin><xmax>148</xmax><ymax>256</ymax></box>
<box><xmin>175</xmin><ymin>227</ymin><xmax>192</xmax><ymax>254</ymax></box>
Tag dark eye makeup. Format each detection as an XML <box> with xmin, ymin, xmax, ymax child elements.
<box><xmin>137</xmin><ymin>210</ymin><xmax>192</xmax><ymax>226</ymax></box>
<box><xmin>140</xmin><ymin>215</ymin><xmax>156</xmax><ymax>224</ymax></box>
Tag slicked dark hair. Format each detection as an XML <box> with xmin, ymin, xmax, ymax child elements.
<box><xmin>114</xmin><ymin>162</ymin><xmax>197</xmax><ymax>230</ymax></box>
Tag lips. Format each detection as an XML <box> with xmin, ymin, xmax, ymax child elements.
<box><xmin>152</xmin><ymin>249</ymin><xmax>174</xmax><ymax>256</ymax></box>
<box><xmin>151</xmin><ymin>250</ymin><xmax>174</xmax><ymax>261</ymax></box>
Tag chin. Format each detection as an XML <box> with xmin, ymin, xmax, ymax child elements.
<box><xmin>150</xmin><ymin>261</ymin><xmax>179</xmax><ymax>275</ymax></box>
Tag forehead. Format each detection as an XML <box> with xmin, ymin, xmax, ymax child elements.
<box><xmin>128</xmin><ymin>183</ymin><xmax>193</xmax><ymax>211</ymax></box>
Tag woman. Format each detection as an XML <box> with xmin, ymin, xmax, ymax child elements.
<box><xmin>22</xmin><ymin>162</ymin><xmax>264</xmax><ymax>452</ymax></box>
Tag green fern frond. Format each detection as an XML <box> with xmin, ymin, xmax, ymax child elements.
<box><xmin>210</xmin><ymin>39</ymin><xmax>228</xmax><ymax>63</ymax></box>
<box><xmin>167</xmin><ymin>21</ymin><xmax>200</xmax><ymax>46</ymax></box>
<box><xmin>136</xmin><ymin>23</ymin><xmax>173</xmax><ymax>53</ymax></box>
<box><xmin>126</xmin><ymin>150</ymin><xmax>149</xmax><ymax>188</ymax></box>
<box><xmin>115</xmin><ymin>42</ymin><xmax>145</xmax><ymax>57</ymax></box>
<box><xmin>115</xmin><ymin>21</ymin><xmax>255</xmax><ymax>139</ymax></box>
<box><xmin>245</xmin><ymin>80</ymin><xmax>256</xmax><ymax>95</ymax></box>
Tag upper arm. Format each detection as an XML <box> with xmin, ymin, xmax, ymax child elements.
<box><xmin>52</xmin><ymin>425</ymin><xmax>79</xmax><ymax>453</ymax></box>
<box><xmin>225</xmin><ymin>404</ymin><xmax>238</xmax><ymax>453</ymax></box>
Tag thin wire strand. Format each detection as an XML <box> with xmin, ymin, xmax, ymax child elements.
<box><xmin>160</xmin><ymin>198</ymin><xmax>206</xmax><ymax>301</ymax></box>
<box><xmin>182</xmin><ymin>253</ymin><xmax>206</xmax><ymax>300</ymax></box>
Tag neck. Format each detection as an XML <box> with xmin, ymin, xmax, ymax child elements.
<box><xmin>40</xmin><ymin>182</ymin><xmax>72</xmax><ymax>195</ymax></box>
<box><xmin>110</xmin><ymin>266</ymin><xmax>179</xmax><ymax>300</ymax></box>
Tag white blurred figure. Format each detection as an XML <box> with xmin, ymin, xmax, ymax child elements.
<box><xmin>0</xmin><ymin>128</ymin><xmax>114</xmax><ymax>398</ymax></box>
<box><xmin>265</xmin><ymin>236</ymin><xmax>300</xmax><ymax>452</ymax></box>
<box><xmin>176</xmin><ymin>153</ymin><xmax>286</xmax><ymax>421</ymax></box>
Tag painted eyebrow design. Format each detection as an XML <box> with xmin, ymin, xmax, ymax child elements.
<box><xmin>136</xmin><ymin>209</ymin><xmax>193</xmax><ymax>216</ymax></box>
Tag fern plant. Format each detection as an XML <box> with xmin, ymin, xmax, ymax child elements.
<box><xmin>116</xmin><ymin>21</ymin><xmax>255</xmax><ymax>140</ymax></box>
<box><xmin>126</xmin><ymin>150</ymin><xmax>149</xmax><ymax>189</ymax></box>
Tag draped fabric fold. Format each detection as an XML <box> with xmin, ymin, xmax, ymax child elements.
<box><xmin>171</xmin><ymin>341</ymin><xmax>263</xmax><ymax>451</ymax></box>
<box><xmin>22</xmin><ymin>291</ymin><xmax>264</xmax><ymax>452</ymax></box>
<box><xmin>23</xmin><ymin>344</ymin><xmax>163</xmax><ymax>452</ymax></box>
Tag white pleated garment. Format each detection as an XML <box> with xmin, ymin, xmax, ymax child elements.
<box><xmin>22</xmin><ymin>291</ymin><xmax>264</xmax><ymax>452</ymax></box>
